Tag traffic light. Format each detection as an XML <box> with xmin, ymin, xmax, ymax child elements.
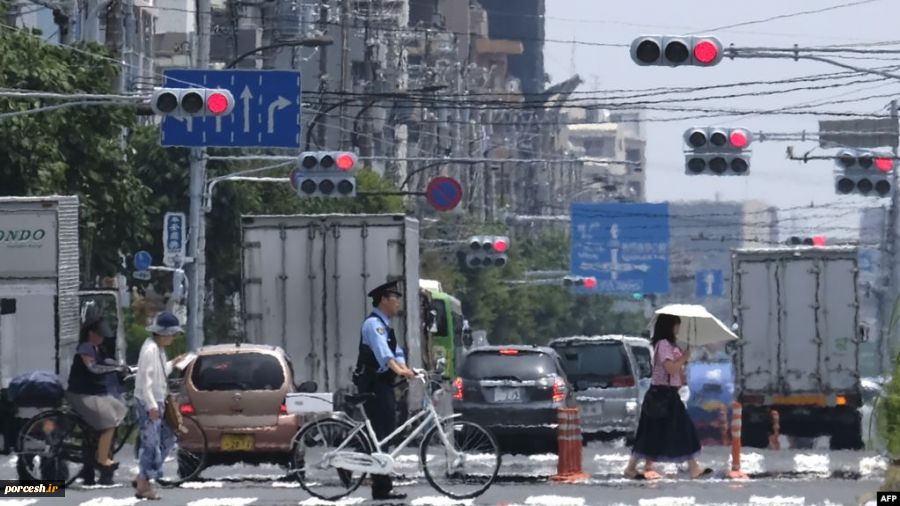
<box><xmin>291</xmin><ymin>151</ymin><xmax>358</xmax><ymax>198</ymax></box>
<box><xmin>785</xmin><ymin>236</ymin><xmax>827</xmax><ymax>247</ymax></box>
<box><xmin>464</xmin><ymin>236</ymin><xmax>509</xmax><ymax>268</ymax></box>
<box><xmin>834</xmin><ymin>149</ymin><xmax>893</xmax><ymax>197</ymax></box>
<box><xmin>562</xmin><ymin>275</ymin><xmax>597</xmax><ymax>289</ymax></box>
<box><xmin>684</xmin><ymin>127</ymin><xmax>752</xmax><ymax>176</ymax></box>
<box><xmin>150</xmin><ymin>88</ymin><xmax>235</xmax><ymax>117</ymax></box>
<box><xmin>631</xmin><ymin>35</ymin><xmax>723</xmax><ymax>67</ymax></box>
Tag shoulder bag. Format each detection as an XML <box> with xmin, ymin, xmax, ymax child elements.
<box><xmin>157</xmin><ymin>350</ymin><xmax>183</xmax><ymax>431</ymax></box>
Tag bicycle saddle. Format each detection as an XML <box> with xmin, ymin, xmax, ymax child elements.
<box><xmin>344</xmin><ymin>393</ymin><xmax>375</xmax><ymax>405</ymax></box>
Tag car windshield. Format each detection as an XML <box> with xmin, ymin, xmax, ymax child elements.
<box><xmin>191</xmin><ymin>352</ymin><xmax>285</xmax><ymax>391</ymax></box>
<box><xmin>461</xmin><ymin>351</ymin><xmax>557</xmax><ymax>380</ymax></box>
<box><xmin>553</xmin><ymin>342</ymin><xmax>633</xmax><ymax>389</ymax></box>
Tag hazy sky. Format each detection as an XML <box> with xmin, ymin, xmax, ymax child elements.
<box><xmin>544</xmin><ymin>0</ymin><xmax>900</xmax><ymax>240</ymax></box>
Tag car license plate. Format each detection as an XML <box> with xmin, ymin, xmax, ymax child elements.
<box><xmin>585</xmin><ymin>404</ymin><xmax>602</xmax><ymax>416</ymax></box>
<box><xmin>220</xmin><ymin>434</ymin><xmax>254</xmax><ymax>451</ymax></box>
<box><xmin>493</xmin><ymin>387</ymin><xmax>522</xmax><ymax>403</ymax></box>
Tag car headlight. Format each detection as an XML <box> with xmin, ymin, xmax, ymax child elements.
<box><xmin>626</xmin><ymin>400</ymin><xmax>638</xmax><ymax>414</ymax></box>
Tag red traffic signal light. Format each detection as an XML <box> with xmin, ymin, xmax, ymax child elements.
<box><xmin>583</xmin><ymin>277</ymin><xmax>597</xmax><ymax>289</ymax></box>
<box><xmin>207</xmin><ymin>91</ymin><xmax>231</xmax><ymax>116</ymax></box>
<box><xmin>876</xmin><ymin>157</ymin><xmax>894</xmax><ymax>173</ymax></box>
<box><xmin>812</xmin><ymin>236</ymin><xmax>827</xmax><ymax>247</ymax></box>
<box><xmin>693</xmin><ymin>39</ymin><xmax>720</xmax><ymax>65</ymax></box>
<box><xmin>336</xmin><ymin>152</ymin><xmax>357</xmax><ymax>171</ymax></box>
<box><xmin>492</xmin><ymin>238</ymin><xmax>509</xmax><ymax>253</ymax></box>
<box><xmin>729</xmin><ymin>129</ymin><xmax>750</xmax><ymax>149</ymax></box>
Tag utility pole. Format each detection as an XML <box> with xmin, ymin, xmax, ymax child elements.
<box><xmin>186</xmin><ymin>0</ymin><xmax>211</xmax><ymax>351</ymax></box>
<box><xmin>339</xmin><ymin>0</ymin><xmax>351</xmax><ymax>150</ymax></box>
<box><xmin>881</xmin><ymin>100</ymin><xmax>900</xmax><ymax>375</ymax></box>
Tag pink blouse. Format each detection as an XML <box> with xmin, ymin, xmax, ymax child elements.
<box><xmin>651</xmin><ymin>339</ymin><xmax>684</xmax><ymax>387</ymax></box>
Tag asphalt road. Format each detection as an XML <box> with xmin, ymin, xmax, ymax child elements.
<box><xmin>0</xmin><ymin>443</ymin><xmax>887</xmax><ymax>505</ymax></box>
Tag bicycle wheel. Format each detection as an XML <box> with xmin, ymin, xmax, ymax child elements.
<box><xmin>420</xmin><ymin>420</ymin><xmax>500</xmax><ymax>499</ymax></box>
<box><xmin>292</xmin><ymin>418</ymin><xmax>372</xmax><ymax>501</ymax></box>
<box><xmin>112</xmin><ymin>401</ymin><xmax>138</xmax><ymax>455</ymax></box>
<box><xmin>158</xmin><ymin>415</ymin><xmax>207</xmax><ymax>487</ymax></box>
<box><xmin>17</xmin><ymin>410</ymin><xmax>92</xmax><ymax>486</ymax></box>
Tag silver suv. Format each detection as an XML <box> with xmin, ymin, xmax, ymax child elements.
<box><xmin>549</xmin><ymin>335</ymin><xmax>642</xmax><ymax>439</ymax></box>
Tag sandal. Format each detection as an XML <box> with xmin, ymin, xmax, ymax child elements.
<box><xmin>643</xmin><ymin>469</ymin><xmax>663</xmax><ymax>480</ymax></box>
<box><xmin>623</xmin><ymin>469</ymin><xmax>645</xmax><ymax>480</ymax></box>
<box><xmin>690</xmin><ymin>467</ymin><xmax>713</xmax><ymax>479</ymax></box>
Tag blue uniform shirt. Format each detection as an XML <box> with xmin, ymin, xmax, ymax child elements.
<box><xmin>361</xmin><ymin>308</ymin><xmax>406</xmax><ymax>373</ymax></box>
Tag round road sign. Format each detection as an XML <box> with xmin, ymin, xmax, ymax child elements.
<box><xmin>425</xmin><ymin>177</ymin><xmax>463</xmax><ymax>212</ymax></box>
<box><xmin>134</xmin><ymin>250</ymin><xmax>152</xmax><ymax>271</ymax></box>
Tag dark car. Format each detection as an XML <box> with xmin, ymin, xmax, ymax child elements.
<box><xmin>452</xmin><ymin>345</ymin><xmax>573</xmax><ymax>451</ymax></box>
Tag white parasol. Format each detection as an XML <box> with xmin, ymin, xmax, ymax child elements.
<box><xmin>647</xmin><ymin>304</ymin><xmax>738</xmax><ymax>347</ymax></box>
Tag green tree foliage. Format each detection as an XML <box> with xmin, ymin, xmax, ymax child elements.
<box><xmin>0</xmin><ymin>25</ymin><xmax>150</xmax><ymax>280</ymax></box>
<box><xmin>421</xmin><ymin>228</ymin><xmax>645</xmax><ymax>345</ymax></box>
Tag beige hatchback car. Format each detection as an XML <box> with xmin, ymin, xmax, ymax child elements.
<box><xmin>180</xmin><ymin>343</ymin><xmax>315</xmax><ymax>470</ymax></box>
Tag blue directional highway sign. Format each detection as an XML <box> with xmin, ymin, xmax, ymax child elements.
<box><xmin>160</xmin><ymin>69</ymin><xmax>301</xmax><ymax>148</ymax></box>
<box><xmin>570</xmin><ymin>203</ymin><xmax>670</xmax><ymax>294</ymax></box>
<box><xmin>695</xmin><ymin>269</ymin><xmax>724</xmax><ymax>298</ymax></box>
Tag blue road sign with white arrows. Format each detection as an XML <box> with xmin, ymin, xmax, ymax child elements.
<box><xmin>570</xmin><ymin>203</ymin><xmax>670</xmax><ymax>294</ymax></box>
<box><xmin>134</xmin><ymin>250</ymin><xmax>152</xmax><ymax>271</ymax></box>
<box><xmin>160</xmin><ymin>69</ymin><xmax>301</xmax><ymax>148</ymax></box>
<box><xmin>695</xmin><ymin>269</ymin><xmax>724</xmax><ymax>298</ymax></box>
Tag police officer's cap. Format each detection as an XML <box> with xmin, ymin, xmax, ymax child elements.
<box><xmin>368</xmin><ymin>280</ymin><xmax>403</xmax><ymax>299</ymax></box>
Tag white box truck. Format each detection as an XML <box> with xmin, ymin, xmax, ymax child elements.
<box><xmin>240</xmin><ymin>214</ymin><xmax>425</xmax><ymax>412</ymax></box>
<box><xmin>731</xmin><ymin>246</ymin><xmax>863</xmax><ymax>449</ymax></box>
<box><xmin>0</xmin><ymin>196</ymin><xmax>82</xmax><ymax>388</ymax></box>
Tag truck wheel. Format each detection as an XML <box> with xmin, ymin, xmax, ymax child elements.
<box><xmin>830</xmin><ymin>417</ymin><xmax>863</xmax><ymax>450</ymax></box>
<box><xmin>741</xmin><ymin>422</ymin><xmax>769</xmax><ymax>448</ymax></box>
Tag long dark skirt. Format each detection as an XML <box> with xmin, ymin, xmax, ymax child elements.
<box><xmin>631</xmin><ymin>385</ymin><xmax>701</xmax><ymax>462</ymax></box>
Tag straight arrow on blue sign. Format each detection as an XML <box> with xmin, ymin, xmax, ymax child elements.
<box><xmin>160</xmin><ymin>69</ymin><xmax>302</xmax><ymax>148</ymax></box>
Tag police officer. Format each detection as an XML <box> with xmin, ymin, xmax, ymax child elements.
<box><xmin>355</xmin><ymin>279</ymin><xmax>416</xmax><ymax>501</ymax></box>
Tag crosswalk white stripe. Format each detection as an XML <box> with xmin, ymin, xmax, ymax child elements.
<box><xmin>411</xmin><ymin>497</ymin><xmax>473</xmax><ymax>506</ymax></box>
<box><xmin>298</xmin><ymin>498</ymin><xmax>364</xmax><ymax>506</ymax></box>
<box><xmin>181</xmin><ymin>481</ymin><xmax>225</xmax><ymax>489</ymax></box>
<box><xmin>749</xmin><ymin>496</ymin><xmax>804</xmax><ymax>505</ymax></box>
<box><xmin>793</xmin><ymin>454</ymin><xmax>829</xmax><ymax>474</ymax></box>
<box><xmin>524</xmin><ymin>496</ymin><xmax>585</xmax><ymax>506</ymax></box>
<box><xmin>638</xmin><ymin>497</ymin><xmax>695</xmax><ymax>506</ymax></box>
<box><xmin>186</xmin><ymin>498</ymin><xmax>257</xmax><ymax>506</ymax></box>
<box><xmin>78</xmin><ymin>497</ymin><xmax>141</xmax><ymax>506</ymax></box>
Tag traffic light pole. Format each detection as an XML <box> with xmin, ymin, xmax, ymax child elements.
<box><xmin>186</xmin><ymin>0</ymin><xmax>212</xmax><ymax>351</ymax></box>
<box><xmin>882</xmin><ymin>100</ymin><xmax>900</xmax><ymax>375</ymax></box>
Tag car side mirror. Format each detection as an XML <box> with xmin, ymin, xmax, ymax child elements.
<box><xmin>435</xmin><ymin>357</ymin><xmax>447</xmax><ymax>375</ymax></box>
<box><xmin>296</xmin><ymin>380</ymin><xmax>317</xmax><ymax>393</ymax></box>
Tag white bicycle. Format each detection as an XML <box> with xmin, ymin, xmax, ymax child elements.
<box><xmin>291</xmin><ymin>369</ymin><xmax>501</xmax><ymax>500</ymax></box>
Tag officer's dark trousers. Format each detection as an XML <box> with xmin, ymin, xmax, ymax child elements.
<box><xmin>363</xmin><ymin>373</ymin><xmax>397</xmax><ymax>496</ymax></box>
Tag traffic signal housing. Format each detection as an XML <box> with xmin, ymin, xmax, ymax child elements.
<box><xmin>631</xmin><ymin>35</ymin><xmax>723</xmax><ymax>67</ymax></box>
<box><xmin>563</xmin><ymin>275</ymin><xmax>597</xmax><ymax>289</ymax></box>
<box><xmin>463</xmin><ymin>235</ymin><xmax>509</xmax><ymax>268</ymax></box>
<box><xmin>151</xmin><ymin>88</ymin><xmax>235</xmax><ymax>117</ymax></box>
<box><xmin>684</xmin><ymin>127</ymin><xmax>752</xmax><ymax>176</ymax></box>
<box><xmin>785</xmin><ymin>236</ymin><xmax>827</xmax><ymax>247</ymax></box>
<box><xmin>291</xmin><ymin>151</ymin><xmax>358</xmax><ymax>198</ymax></box>
<box><xmin>834</xmin><ymin>149</ymin><xmax>893</xmax><ymax>198</ymax></box>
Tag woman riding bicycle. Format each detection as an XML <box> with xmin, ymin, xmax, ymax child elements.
<box><xmin>66</xmin><ymin>317</ymin><xmax>128</xmax><ymax>485</ymax></box>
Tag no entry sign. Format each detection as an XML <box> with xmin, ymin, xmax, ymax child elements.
<box><xmin>425</xmin><ymin>177</ymin><xmax>463</xmax><ymax>212</ymax></box>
